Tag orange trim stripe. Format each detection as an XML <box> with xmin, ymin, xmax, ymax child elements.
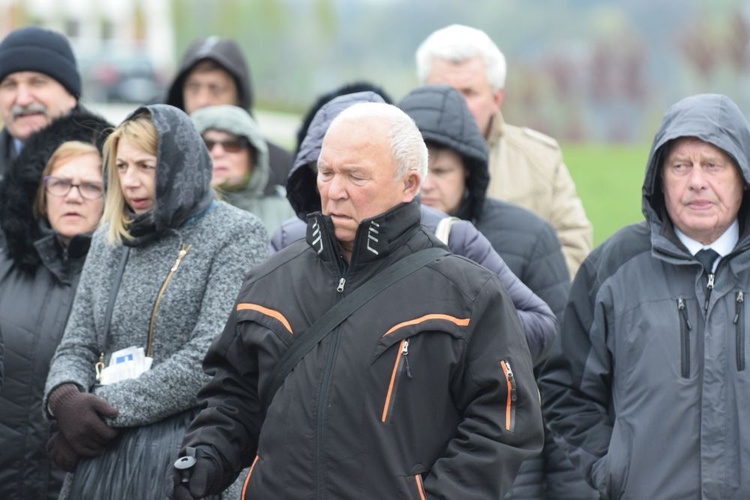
<box><xmin>237</xmin><ymin>303</ymin><xmax>293</xmax><ymax>334</ymax></box>
<box><xmin>241</xmin><ymin>455</ymin><xmax>260</xmax><ymax>498</ymax></box>
<box><xmin>500</xmin><ymin>361</ymin><xmax>512</xmax><ymax>431</ymax></box>
<box><xmin>381</xmin><ymin>339</ymin><xmax>406</xmax><ymax>423</ymax></box>
<box><xmin>384</xmin><ymin>314</ymin><xmax>470</xmax><ymax>336</ymax></box>
<box><xmin>415</xmin><ymin>474</ymin><xmax>427</xmax><ymax>500</ymax></box>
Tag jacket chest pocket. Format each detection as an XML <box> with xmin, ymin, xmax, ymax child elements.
<box><xmin>381</xmin><ymin>338</ymin><xmax>413</xmax><ymax>423</ymax></box>
<box><xmin>373</xmin><ymin>315</ymin><xmax>468</xmax><ymax>424</ymax></box>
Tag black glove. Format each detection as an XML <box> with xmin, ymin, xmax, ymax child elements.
<box><xmin>48</xmin><ymin>383</ymin><xmax>119</xmax><ymax>456</ymax></box>
<box><xmin>47</xmin><ymin>431</ymin><xmax>81</xmax><ymax>472</ymax></box>
<box><xmin>168</xmin><ymin>447</ymin><xmax>221</xmax><ymax>500</ymax></box>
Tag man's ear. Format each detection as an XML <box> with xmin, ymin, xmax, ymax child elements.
<box><xmin>494</xmin><ymin>88</ymin><xmax>504</xmax><ymax>109</ymax></box>
<box><xmin>402</xmin><ymin>171</ymin><xmax>421</xmax><ymax>201</ymax></box>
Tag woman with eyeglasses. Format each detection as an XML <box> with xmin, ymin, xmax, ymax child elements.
<box><xmin>0</xmin><ymin>110</ymin><xmax>111</xmax><ymax>500</ymax></box>
<box><xmin>42</xmin><ymin>105</ymin><xmax>269</xmax><ymax>499</ymax></box>
<box><xmin>191</xmin><ymin>104</ymin><xmax>295</xmax><ymax>234</ymax></box>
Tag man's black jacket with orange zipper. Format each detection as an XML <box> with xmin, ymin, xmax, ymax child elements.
<box><xmin>181</xmin><ymin>200</ymin><xmax>544</xmax><ymax>499</ymax></box>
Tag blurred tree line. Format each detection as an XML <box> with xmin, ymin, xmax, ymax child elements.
<box><xmin>172</xmin><ymin>0</ymin><xmax>750</xmax><ymax>144</ymax></box>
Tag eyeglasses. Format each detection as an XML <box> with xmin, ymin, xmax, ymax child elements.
<box><xmin>203</xmin><ymin>137</ymin><xmax>248</xmax><ymax>154</ymax></box>
<box><xmin>44</xmin><ymin>176</ymin><xmax>104</xmax><ymax>200</ymax></box>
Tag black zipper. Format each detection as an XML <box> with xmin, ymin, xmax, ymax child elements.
<box><xmin>381</xmin><ymin>339</ymin><xmax>413</xmax><ymax>423</ymax></box>
<box><xmin>314</xmin><ymin>329</ymin><xmax>340</xmax><ymax>500</ymax></box>
<box><xmin>735</xmin><ymin>291</ymin><xmax>745</xmax><ymax>371</ymax></box>
<box><xmin>677</xmin><ymin>297</ymin><xmax>692</xmax><ymax>378</ymax></box>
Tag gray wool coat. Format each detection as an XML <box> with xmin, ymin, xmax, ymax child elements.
<box><xmin>44</xmin><ymin>203</ymin><xmax>268</xmax><ymax>426</ymax></box>
<box><xmin>44</xmin><ymin>104</ymin><xmax>270</xmax><ymax>428</ymax></box>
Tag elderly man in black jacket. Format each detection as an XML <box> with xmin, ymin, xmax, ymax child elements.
<box><xmin>170</xmin><ymin>102</ymin><xmax>544</xmax><ymax>499</ymax></box>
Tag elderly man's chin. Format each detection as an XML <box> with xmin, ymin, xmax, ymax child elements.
<box><xmin>11</xmin><ymin>115</ymin><xmax>49</xmax><ymax>141</ymax></box>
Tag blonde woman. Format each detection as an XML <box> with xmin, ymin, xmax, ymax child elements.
<box><xmin>44</xmin><ymin>105</ymin><xmax>269</xmax><ymax>499</ymax></box>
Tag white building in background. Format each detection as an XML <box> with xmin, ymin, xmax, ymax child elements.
<box><xmin>0</xmin><ymin>0</ymin><xmax>175</xmax><ymax>74</ymax></box>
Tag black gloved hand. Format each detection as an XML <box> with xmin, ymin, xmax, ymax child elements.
<box><xmin>48</xmin><ymin>383</ymin><xmax>119</xmax><ymax>456</ymax></box>
<box><xmin>167</xmin><ymin>447</ymin><xmax>221</xmax><ymax>500</ymax></box>
<box><xmin>47</xmin><ymin>431</ymin><xmax>81</xmax><ymax>472</ymax></box>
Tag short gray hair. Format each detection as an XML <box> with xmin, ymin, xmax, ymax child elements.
<box><xmin>329</xmin><ymin>102</ymin><xmax>428</xmax><ymax>185</ymax></box>
<box><xmin>416</xmin><ymin>24</ymin><xmax>507</xmax><ymax>92</ymax></box>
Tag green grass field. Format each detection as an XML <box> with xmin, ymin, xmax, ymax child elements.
<box><xmin>562</xmin><ymin>143</ymin><xmax>652</xmax><ymax>246</ymax></box>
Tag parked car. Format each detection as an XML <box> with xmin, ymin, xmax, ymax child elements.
<box><xmin>79</xmin><ymin>49</ymin><xmax>166</xmax><ymax>104</ymax></box>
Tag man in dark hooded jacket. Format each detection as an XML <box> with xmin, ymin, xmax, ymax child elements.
<box><xmin>400</xmin><ymin>84</ymin><xmax>593</xmax><ymax>500</ymax></box>
<box><xmin>541</xmin><ymin>93</ymin><xmax>750</xmax><ymax>499</ymax></box>
<box><xmin>165</xmin><ymin>36</ymin><xmax>292</xmax><ymax>195</ymax></box>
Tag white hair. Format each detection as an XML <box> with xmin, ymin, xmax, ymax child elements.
<box><xmin>329</xmin><ymin>102</ymin><xmax>428</xmax><ymax>185</ymax></box>
<box><xmin>415</xmin><ymin>24</ymin><xmax>507</xmax><ymax>92</ymax></box>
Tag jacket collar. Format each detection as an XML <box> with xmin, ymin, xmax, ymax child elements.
<box><xmin>486</xmin><ymin>110</ymin><xmax>508</xmax><ymax>149</ymax></box>
<box><xmin>33</xmin><ymin>228</ymin><xmax>91</xmax><ymax>284</ymax></box>
<box><xmin>305</xmin><ymin>199</ymin><xmax>422</xmax><ymax>268</ymax></box>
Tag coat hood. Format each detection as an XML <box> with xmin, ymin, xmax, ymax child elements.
<box><xmin>165</xmin><ymin>36</ymin><xmax>253</xmax><ymax>113</ymax></box>
<box><xmin>642</xmin><ymin>94</ymin><xmax>750</xmax><ymax>244</ymax></box>
<box><xmin>123</xmin><ymin>104</ymin><xmax>214</xmax><ymax>245</ymax></box>
<box><xmin>399</xmin><ymin>85</ymin><xmax>489</xmax><ymax>221</ymax></box>
<box><xmin>294</xmin><ymin>81</ymin><xmax>394</xmax><ymax>155</ymax></box>
<box><xmin>286</xmin><ymin>91</ymin><xmax>386</xmax><ymax>219</ymax></box>
<box><xmin>191</xmin><ymin>104</ymin><xmax>270</xmax><ymax>196</ymax></box>
<box><xmin>0</xmin><ymin>109</ymin><xmax>112</xmax><ymax>271</ymax></box>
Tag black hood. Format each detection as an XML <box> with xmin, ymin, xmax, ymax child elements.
<box><xmin>122</xmin><ymin>104</ymin><xmax>214</xmax><ymax>246</ymax></box>
<box><xmin>165</xmin><ymin>36</ymin><xmax>253</xmax><ymax>113</ymax></box>
<box><xmin>287</xmin><ymin>91</ymin><xmax>386</xmax><ymax>219</ymax></box>
<box><xmin>399</xmin><ymin>85</ymin><xmax>489</xmax><ymax>221</ymax></box>
<box><xmin>642</xmin><ymin>94</ymin><xmax>750</xmax><ymax>243</ymax></box>
<box><xmin>0</xmin><ymin>109</ymin><xmax>113</xmax><ymax>271</ymax></box>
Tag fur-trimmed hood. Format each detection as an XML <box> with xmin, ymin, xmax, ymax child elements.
<box><xmin>0</xmin><ymin>109</ymin><xmax>112</xmax><ymax>272</ymax></box>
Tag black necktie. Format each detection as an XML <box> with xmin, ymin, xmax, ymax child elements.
<box><xmin>695</xmin><ymin>248</ymin><xmax>720</xmax><ymax>274</ymax></box>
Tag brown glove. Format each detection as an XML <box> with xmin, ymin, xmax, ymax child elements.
<box><xmin>47</xmin><ymin>431</ymin><xmax>81</xmax><ymax>472</ymax></box>
<box><xmin>48</xmin><ymin>384</ymin><xmax>120</xmax><ymax>456</ymax></box>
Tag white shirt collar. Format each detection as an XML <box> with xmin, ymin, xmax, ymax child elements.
<box><xmin>675</xmin><ymin>220</ymin><xmax>739</xmax><ymax>270</ymax></box>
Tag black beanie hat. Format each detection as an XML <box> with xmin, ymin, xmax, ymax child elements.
<box><xmin>0</xmin><ymin>26</ymin><xmax>81</xmax><ymax>99</ymax></box>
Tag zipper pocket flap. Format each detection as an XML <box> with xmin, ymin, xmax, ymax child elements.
<box><xmin>371</xmin><ymin>313</ymin><xmax>469</xmax><ymax>361</ymax></box>
<box><xmin>236</xmin><ymin>303</ymin><xmax>294</xmax><ymax>345</ymax></box>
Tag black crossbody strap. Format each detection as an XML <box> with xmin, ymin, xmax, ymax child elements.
<box><xmin>260</xmin><ymin>247</ymin><xmax>448</xmax><ymax>413</ymax></box>
<box><xmin>101</xmin><ymin>247</ymin><xmax>130</xmax><ymax>351</ymax></box>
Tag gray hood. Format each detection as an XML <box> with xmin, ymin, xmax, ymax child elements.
<box><xmin>191</xmin><ymin>104</ymin><xmax>270</xmax><ymax>196</ymax></box>
<box><xmin>123</xmin><ymin>104</ymin><xmax>214</xmax><ymax>245</ymax></box>
<box><xmin>643</xmin><ymin>94</ymin><xmax>750</xmax><ymax>237</ymax></box>
<box><xmin>286</xmin><ymin>91</ymin><xmax>386</xmax><ymax>218</ymax></box>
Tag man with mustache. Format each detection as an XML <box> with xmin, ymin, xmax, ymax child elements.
<box><xmin>0</xmin><ymin>26</ymin><xmax>81</xmax><ymax>180</ymax></box>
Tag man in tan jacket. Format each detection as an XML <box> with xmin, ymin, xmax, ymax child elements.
<box><xmin>416</xmin><ymin>24</ymin><xmax>592</xmax><ymax>278</ymax></box>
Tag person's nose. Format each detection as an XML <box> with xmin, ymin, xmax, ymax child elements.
<box><xmin>121</xmin><ymin>167</ymin><xmax>141</xmax><ymax>189</ymax></box>
<box><xmin>687</xmin><ymin>165</ymin><xmax>708</xmax><ymax>190</ymax></box>
<box><xmin>193</xmin><ymin>87</ymin><xmax>214</xmax><ymax>109</ymax></box>
<box><xmin>421</xmin><ymin>174</ymin><xmax>436</xmax><ymax>192</ymax></box>
<box><xmin>327</xmin><ymin>174</ymin><xmax>348</xmax><ymax>201</ymax></box>
<box><xmin>14</xmin><ymin>83</ymin><xmax>34</xmax><ymax>106</ymax></box>
<box><xmin>64</xmin><ymin>184</ymin><xmax>85</xmax><ymax>203</ymax></box>
<box><xmin>209</xmin><ymin>144</ymin><xmax>227</xmax><ymax>159</ymax></box>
